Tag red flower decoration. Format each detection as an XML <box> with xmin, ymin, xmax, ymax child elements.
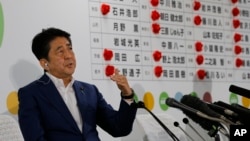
<box><xmin>235</xmin><ymin>58</ymin><xmax>243</xmax><ymax>68</ymax></box>
<box><xmin>194</xmin><ymin>15</ymin><xmax>202</xmax><ymax>26</ymax></box>
<box><xmin>231</xmin><ymin>0</ymin><xmax>238</xmax><ymax>4</ymax></box>
<box><xmin>193</xmin><ymin>1</ymin><xmax>201</xmax><ymax>11</ymax></box>
<box><xmin>105</xmin><ymin>65</ymin><xmax>115</xmax><ymax>76</ymax></box>
<box><xmin>196</xmin><ymin>54</ymin><xmax>204</xmax><ymax>65</ymax></box>
<box><xmin>152</xmin><ymin>23</ymin><xmax>161</xmax><ymax>34</ymax></box>
<box><xmin>151</xmin><ymin>0</ymin><xmax>159</xmax><ymax>7</ymax></box>
<box><xmin>197</xmin><ymin>69</ymin><xmax>206</xmax><ymax>80</ymax></box>
<box><xmin>151</xmin><ymin>10</ymin><xmax>160</xmax><ymax>21</ymax></box>
<box><xmin>234</xmin><ymin>45</ymin><xmax>242</xmax><ymax>55</ymax></box>
<box><xmin>195</xmin><ymin>41</ymin><xmax>203</xmax><ymax>52</ymax></box>
<box><xmin>154</xmin><ymin>66</ymin><xmax>163</xmax><ymax>77</ymax></box>
<box><xmin>233</xmin><ymin>19</ymin><xmax>240</xmax><ymax>29</ymax></box>
<box><xmin>232</xmin><ymin>7</ymin><xmax>240</xmax><ymax>17</ymax></box>
<box><xmin>103</xmin><ymin>48</ymin><xmax>113</xmax><ymax>61</ymax></box>
<box><xmin>234</xmin><ymin>33</ymin><xmax>241</xmax><ymax>43</ymax></box>
<box><xmin>153</xmin><ymin>50</ymin><xmax>162</xmax><ymax>62</ymax></box>
<box><xmin>101</xmin><ymin>3</ymin><xmax>110</xmax><ymax>15</ymax></box>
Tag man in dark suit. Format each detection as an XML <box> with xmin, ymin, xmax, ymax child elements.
<box><xmin>18</xmin><ymin>27</ymin><xmax>137</xmax><ymax>141</ymax></box>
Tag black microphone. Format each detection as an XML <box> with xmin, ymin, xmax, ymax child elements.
<box><xmin>231</xmin><ymin>103</ymin><xmax>250</xmax><ymax>125</ymax></box>
<box><xmin>181</xmin><ymin>95</ymin><xmax>235</xmax><ymax>126</ymax></box>
<box><xmin>173</xmin><ymin>121</ymin><xmax>194</xmax><ymax>141</ymax></box>
<box><xmin>231</xmin><ymin>103</ymin><xmax>250</xmax><ymax>112</ymax></box>
<box><xmin>182</xmin><ymin>118</ymin><xmax>206</xmax><ymax>141</ymax></box>
<box><xmin>214</xmin><ymin>101</ymin><xmax>250</xmax><ymax>126</ymax></box>
<box><xmin>229</xmin><ymin>84</ymin><xmax>250</xmax><ymax>99</ymax></box>
<box><xmin>166</xmin><ymin>97</ymin><xmax>202</xmax><ymax>115</ymax></box>
<box><xmin>207</xmin><ymin>102</ymin><xmax>238</xmax><ymax>118</ymax></box>
<box><xmin>181</xmin><ymin>95</ymin><xmax>221</xmax><ymax>118</ymax></box>
<box><xmin>179</xmin><ymin>95</ymin><xmax>232</xmax><ymax>138</ymax></box>
<box><xmin>137</xmin><ymin>101</ymin><xmax>180</xmax><ymax>141</ymax></box>
<box><xmin>166</xmin><ymin>97</ymin><xmax>226</xmax><ymax>137</ymax></box>
<box><xmin>207</xmin><ymin>102</ymin><xmax>240</xmax><ymax>124</ymax></box>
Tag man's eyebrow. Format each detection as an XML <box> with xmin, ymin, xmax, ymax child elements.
<box><xmin>55</xmin><ymin>46</ymin><xmax>63</xmax><ymax>51</ymax></box>
<box><xmin>66</xmin><ymin>43</ymin><xmax>72</xmax><ymax>47</ymax></box>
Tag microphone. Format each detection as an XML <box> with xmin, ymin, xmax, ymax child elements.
<box><xmin>180</xmin><ymin>95</ymin><xmax>236</xmax><ymax>126</ymax></box>
<box><xmin>173</xmin><ymin>121</ymin><xmax>195</xmax><ymax>141</ymax></box>
<box><xmin>207</xmin><ymin>102</ymin><xmax>238</xmax><ymax>118</ymax></box>
<box><xmin>182</xmin><ymin>118</ymin><xmax>206</xmax><ymax>141</ymax></box>
<box><xmin>229</xmin><ymin>85</ymin><xmax>250</xmax><ymax>98</ymax></box>
<box><xmin>214</xmin><ymin>101</ymin><xmax>250</xmax><ymax>126</ymax></box>
<box><xmin>231</xmin><ymin>103</ymin><xmax>250</xmax><ymax>112</ymax></box>
<box><xmin>166</xmin><ymin>97</ymin><xmax>203</xmax><ymax>116</ymax></box>
<box><xmin>229</xmin><ymin>84</ymin><xmax>250</xmax><ymax>99</ymax></box>
<box><xmin>207</xmin><ymin>102</ymin><xmax>240</xmax><ymax>124</ymax></box>
<box><xmin>137</xmin><ymin>101</ymin><xmax>180</xmax><ymax>141</ymax></box>
<box><xmin>181</xmin><ymin>95</ymin><xmax>220</xmax><ymax>118</ymax></box>
<box><xmin>231</xmin><ymin>103</ymin><xmax>250</xmax><ymax>125</ymax></box>
<box><xmin>166</xmin><ymin>97</ymin><xmax>227</xmax><ymax>137</ymax></box>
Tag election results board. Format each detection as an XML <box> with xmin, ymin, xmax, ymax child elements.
<box><xmin>89</xmin><ymin>0</ymin><xmax>250</xmax><ymax>83</ymax></box>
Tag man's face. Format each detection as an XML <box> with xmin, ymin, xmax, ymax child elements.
<box><xmin>44</xmin><ymin>37</ymin><xmax>76</xmax><ymax>79</ymax></box>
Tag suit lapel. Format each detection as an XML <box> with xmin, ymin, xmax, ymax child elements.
<box><xmin>38</xmin><ymin>74</ymin><xmax>80</xmax><ymax>133</ymax></box>
<box><xmin>73</xmin><ymin>81</ymin><xmax>89</xmax><ymax>118</ymax></box>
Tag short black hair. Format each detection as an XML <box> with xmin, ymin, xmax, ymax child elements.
<box><xmin>31</xmin><ymin>27</ymin><xmax>72</xmax><ymax>60</ymax></box>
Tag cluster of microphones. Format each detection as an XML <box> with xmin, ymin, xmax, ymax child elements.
<box><xmin>135</xmin><ymin>85</ymin><xmax>250</xmax><ymax>141</ymax></box>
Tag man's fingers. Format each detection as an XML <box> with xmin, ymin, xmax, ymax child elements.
<box><xmin>114</xmin><ymin>68</ymin><xmax>120</xmax><ymax>75</ymax></box>
<box><xmin>110</xmin><ymin>69</ymin><xmax>120</xmax><ymax>81</ymax></box>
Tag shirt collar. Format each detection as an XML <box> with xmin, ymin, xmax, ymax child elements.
<box><xmin>46</xmin><ymin>72</ymin><xmax>75</xmax><ymax>88</ymax></box>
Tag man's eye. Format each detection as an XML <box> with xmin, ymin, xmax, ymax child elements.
<box><xmin>58</xmin><ymin>50</ymin><xmax>63</xmax><ymax>53</ymax></box>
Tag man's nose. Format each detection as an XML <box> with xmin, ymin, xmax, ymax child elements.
<box><xmin>64</xmin><ymin>50</ymin><xmax>74</xmax><ymax>58</ymax></box>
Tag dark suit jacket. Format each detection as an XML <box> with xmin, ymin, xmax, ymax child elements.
<box><xmin>18</xmin><ymin>74</ymin><xmax>137</xmax><ymax>141</ymax></box>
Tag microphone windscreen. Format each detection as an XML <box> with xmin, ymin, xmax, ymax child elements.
<box><xmin>181</xmin><ymin>95</ymin><xmax>221</xmax><ymax>118</ymax></box>
<box><xmin>229</xmin><ymin>85</ymin><xmax>250</xmax><ymax>99</ymax></box>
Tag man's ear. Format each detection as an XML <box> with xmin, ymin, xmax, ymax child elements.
<box><xmin>39</xmin><ymin>59</ymin><xmax>49</xmax><ymax>70</ymax></box>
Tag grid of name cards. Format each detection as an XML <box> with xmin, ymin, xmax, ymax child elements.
<box><xmin>89</xmin><ymin>0</ymin><xmax>250</xmax><ymax>82</ymax></box>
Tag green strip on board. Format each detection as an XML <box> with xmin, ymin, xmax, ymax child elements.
<box><xmin>0</xmin><ymin>2</ymin><xmax>4</xmax><ymax>48</ymax></box>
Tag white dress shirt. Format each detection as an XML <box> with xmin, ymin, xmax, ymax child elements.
<box><xmin>46</xmin><ymin>72</ymin><xmax>83</xmax><ymax>132</ymax></box>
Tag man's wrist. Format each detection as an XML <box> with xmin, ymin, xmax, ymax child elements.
<box><xmin>121</xmin><ymin>88</ymin><xmax>135</xmax><ymax>99</ymax></box>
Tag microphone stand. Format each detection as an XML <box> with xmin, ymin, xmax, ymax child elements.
<box><xmin>137</xmin><ymin>101</ymin><xmax>180</xmax><ymax>141</ymax></box>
